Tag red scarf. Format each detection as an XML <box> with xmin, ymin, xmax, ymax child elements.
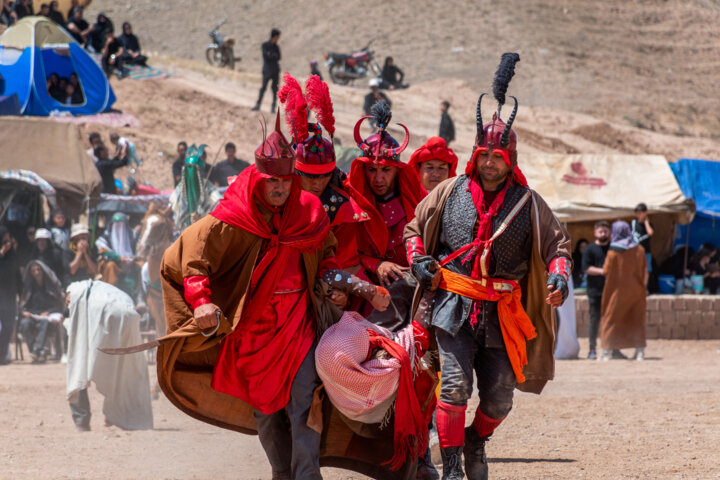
<box><xmin>344</xmin><ymin>157</ymin><xmax>426</xmax><ymax>258</ymax></box>
<box><xmin>211</xmin><ymin>165</ymin><xmax>330</xmax><ymax>326</ymax></box>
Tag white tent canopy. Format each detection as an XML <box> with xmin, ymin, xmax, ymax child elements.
<box><xmin>521</xmin><ymin>154</ymin><xmax>695</xmax><ymax>224</ymax></box>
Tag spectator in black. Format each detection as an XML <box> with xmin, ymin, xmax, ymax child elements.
<box><xmin>66</xmin><ymin>7</ymin><xmax>90</xmax><ymax>45</ymax></box>
<box><xmin>101</xmin><ymin>29</ymin><xmax>126</xmax><ymax>79</ymax></box>
<box><xmin>18</xmin><ymin>260</ymin><xmax>65</xmax><ymax>363</ymax></box>
<box><xmin>32</xmin><ymin>228</ymin><xmax>66</xmax><ymax>281</ymax></box>
<box><xmin>251</xmin><ymin>28</ymin><xmax>281</xmax><ymax>113</ymax></box>
<box><xmin>309</xmin><ymin>60</ymin><xmax>322</xmax><ymax>81</ymax></box>
<box><xmin>68</xmin><ymin>72</ymin><xmax>84</xmax><ymax>104</ymax></box>
<box><xmin>172</xmin><ymin>141</ymin><xmax>188</xmax><ymax>186</ymax></box>
<box><xmin>65</xmin><ymin>223</ymin><xmax>97</xmax><ymax>285</ymax></box>
<box><xmin>581</xmin><ymin>221</ymin><xmax>610</xmax><ymax>360</ymax></box>
<box><xmin>118</xmin><ymin>22</ymin><xmax>147</xmax><ymax>67</ymax></box>
<box><xmin>632</xmin><ymin>202</ymin><xmax>655</xmax><ymax>290</ymax></box>
<box><xmin>48</xmin><ymin>1</ymin><xmax>65</xmax><ymax>25</ymax></box>
<box><xmin>210</xmin><ymin>142</ymin><xmax>250</xmax><ymax>187</ymax></box>
<box><xmin>47</xmin><ymin>72</ymin><xmax>63</xmax><ymax>101</ymax></box>
<box><xmin>363</xmin><ymin>78</ymin><xmax>391</xmax><ymax>121</ymax></box>
<box><xmin>15</xmin><ymin>224</ymin><xmax>37</xmax><ymax>270</ymax></box>
<box><xmin>39</xmin><ymin>3</ymin><xmax>50</xmax><ymax>17</ymax></box>
<box><xmin>0</xmin><ymin>226</ymin><xmax>21</xmax><ymax>365</ymax></box>
<box><xmin>95</xmin><ymin>144</ymin><xmax>128</xmax><ymax>194</ymax></box>
<box><xmin>56</xmin><ymin>76</ymin><xmax>69</xmax><ymax>102</ymax></box>
<box><xmin>572</xmin><ymin>238</ymin><xmax>588</xmax><ymax>287</ymax></box>
<box><xmin>11</xmin><ymin>0</ymin><xmax>33</xmax><ymax>21</ymax></box>
<box><xmin>438</xmin><ymin>100</ymin><xmax>455</xmax><ymax>145</ymax></box>
<box><xmin>86</xmin><ymin>12</ymin><xmax>113</xmax><ymax>53</ymax></box>
<box><xmin>66</xmin><ymin>0</ymin><xmax>78</xmax><ymax>20</ymax></box>
<box><xmin>1</xmin><ymin>0</ymin><xmax>13</xmax><ymax>26</ymax></box>
<box><xmin>380</xmin><ymin>56</ymin><xmax>407</xmax><ymax>90</ymax></box>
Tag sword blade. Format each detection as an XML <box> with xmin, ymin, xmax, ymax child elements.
<box><xmin>99</xmin><ymin>338</ymin><xmax>166</xmax><ymax>355</ymax></box>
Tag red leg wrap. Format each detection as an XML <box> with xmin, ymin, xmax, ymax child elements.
<box><xmin>471</xmin><ymin>407</ymin><xmax>505</xmax><ymax>437</ymax></box>
<box><xmin>436</xmin><ymin>401</ymin><xmax>467</xmax><ymax>448</ymax></box>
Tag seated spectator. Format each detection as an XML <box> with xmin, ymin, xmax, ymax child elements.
<box><xmin>380</xmin><ymin>56</ymin><xmax>407</xmax><ymax>90</ymax></box>
<box><xmin>69</xmin><ymin>73</ymin><xmax>84</xmax><ymax>103</ymax></box>
<box><xmin>39</xmin><ymin>3</ymin><xmax>50</xmax><ymax>18</ymax></box>
<box><xmin>363</xmin><ymin>78</ymin><xmax>391</xmax><ymax>121</ymax></box>
<box><xmin>210</xmin><ymin>142</ymin><xmax>250</xmax><ymax>187</ymax></box>
<box><xmin>48</xmin><ymin>1</ymin><xmax>65</xmax><ymax>25</ymax></box>
<box><xmin>18</xmin><ymin>260</ymin><xmax>65</xmax><ymax>363</ymax></box>
<box><xmin>118</xmin><ymin>22</ymin><xmax>147</xmax><ymax>67</ymax></box>
<box><xmin>48</xmin><ymin>208</ymin><xmax>70</xmax><ymax>251</ymax></box>
<box><xmin>47</xmin><ymin>73</ymin><xmax>63</xmax><ymax>101</ymax></box>
<box><xmin>1</xmin><ymin>0</ymin><xmax>13</xmax><ymax>27</ymax></box>
<box><xmin>11</xmin><ymin>0</ymin><xmax>32</xmax><ymax>21</ymax></box>
<box><xmin>55</xmin><ymin>76</ymin><xmax>69</xmax><ymax>103</ymax></box>
<box><xmin>65</xmin><ymin>82</ymin><xmax>83</xmax><ymax>105</ymax></box>
<box><xmin>66</xmin><ymin>7</ymin><xmax>90</xmax><ymax>45</ymax></box>
<box><xmin>94</xmin><ymin>144</ymin><xmax>129</xmax><ymax>194</ymax></box>
<box><xmin>172</xmin><ymin>141</ymin><xmax>188</xmax><ymax>186</ymax></box>
<box><xmin>66</xmin><ymin>0</ymin><xmax>78</xmax><ymax>21</ymax></box>
<box><xmin>87</xmin><ymin>132</ymin><xmax>103</xmax><ymax>164</ymax></box>
<box><xmin>65</xmin><ymin>223</ymin><xmax>97</xmax><ymax>285</ymax></box>
<box><xmin>101</xmin><ymin>29</ymin><xmax>126</xmax><ymax>79</ymax></box>
<box><xmin>86</xmin><ymin>12</ymin><xmax>113</xmax><ymax>53</ymax></box>
<box><xmin>109</xmin><ymin>132</ymin><xmax>140</xmax><ymax>167</ymax></box>
<box><xmin>32</xmin><ymin>228</ymin><xmax>66</xmax><ymax>282</ymax></box>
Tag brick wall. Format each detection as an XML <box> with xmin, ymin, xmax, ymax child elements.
<box><xmin>574</xmin><ymin>294</ymin><xmax>720</xmax><ymax>340</ymax></box>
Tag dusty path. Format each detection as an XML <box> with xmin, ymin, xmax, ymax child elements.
<box><xmin>2</xmin><ymin>338</ymin><xmax>719</xmax><ymax>479</ymax></box>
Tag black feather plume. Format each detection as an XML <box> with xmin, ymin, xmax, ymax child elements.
<box><xmin>370</xmin><ymin>101</ymin><xmax>392</xmax><ymax>130</ymax></box>
<box><xmin>492</xmin><ymin>52</ymin><xmax>520</xmax><ymax>105</ymax></box>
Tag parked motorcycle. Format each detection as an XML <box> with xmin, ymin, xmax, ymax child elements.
<box><xmin>324</xmin><ymin>40</ymin><xmax>381</xmax><ymax>85</ymax></box>
<box><xmin>205</xmin><ymin>21</ymin><xmax>239</xmax><ymax>70</ymax></box>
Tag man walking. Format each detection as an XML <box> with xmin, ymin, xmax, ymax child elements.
<box><xmin>438</xmin><ymin>101</ymin><xmax>455</xmax><ymax>145</ymax></box>
<box><xmin>581</xmin><ymin>221</ymin><xmax>610</xmax><ymax>360</ymax></box>
<box><xmin>252</xmin><ymin>28</ymin><xmax>281</xmax><ymax>113</ymax></box>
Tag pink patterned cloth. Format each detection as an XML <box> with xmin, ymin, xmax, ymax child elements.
<box><xmin>315</xmin><ymin>311</ymin><xmax>415</xmax><ymax>424</ymax></box>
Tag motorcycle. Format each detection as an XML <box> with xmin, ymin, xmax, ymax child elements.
<box><xmin>205</xmin><ymin>20</ymin><xmax>239</xmax><ymax>70</ymax></box>
<box><xmin>324</xmin><ymin>40</ymin><xmax>381</xmax><ymax>86</ymax></box>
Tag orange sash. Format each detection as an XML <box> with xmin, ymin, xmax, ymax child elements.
<box><xmin>438</xmin><ymin>268</ymin><xmax>537</xmax><ymax>383</ymax></box>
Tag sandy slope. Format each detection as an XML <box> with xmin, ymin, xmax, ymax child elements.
<box><xmin>3</xmin><ymin>339</ymin><xmax>720</xmax><ymax>479</ymax></box>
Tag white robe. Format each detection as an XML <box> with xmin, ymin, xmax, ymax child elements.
<box><xmin>64</xmin><ymin>280</ymin><xmax>153</xmax><ymax>430</ymax></box>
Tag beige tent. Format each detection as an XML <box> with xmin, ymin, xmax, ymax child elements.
<box><xmin>521</xmin><ymin>154</ymin><xmax>695</xmax><ymax>262</ymax></box>
<box><xmin>0</xmin><ymin>117</ymin><xmax>101</xmax><ymax>216</ymax></box>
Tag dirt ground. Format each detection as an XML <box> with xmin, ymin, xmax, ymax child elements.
<box><xmin>2</xmin><ymin>338</ymin><xmax>719</xmax><ymax>480</ymax></box>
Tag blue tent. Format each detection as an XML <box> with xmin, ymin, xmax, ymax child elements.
<box><xmin>670</xmin><ymin>158</ymin><xmax>720</xmax><ymax>250</ymax></box>
<box><xmin>0</xmin><ymin>16</ymin><xmax>115</xmax><ymax>116</ymax></box>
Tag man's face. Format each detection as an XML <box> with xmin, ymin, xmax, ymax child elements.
<box><xmin>419</xmin><ymin>160</ymin><xmax>450</xmax><ymax>191</ymax></box>
<box><xmin>594</xmin><ymin>226</ymin><xmax>610</xmax><ymax>243</ymax></box>
<box><xmin>475</xmin><ymin>149</ymin><xmax>510</xmax><ymax>185</ymax></box>
<box><xmin>30</xmin><ymin>264</ymin><xmax>44</xmax><ymax>285</ymax></box>
<box><xmin>365</xmin><ymin>163</ymin><xmax>398</xmax><ymax>197</ymax></box>
<box><xmin>98</xmin><ymin>147</ymin><xmax>109</xmax><ymax>159</ymax></box>
<box><xmin>226</xmin><ymin>147</ymin><xmax>236</xmax><ymax>160</ymax></box>
<box><xmin>41</xmin><ymin>5</ymin><xmax>49</xmax><ymax>14</ymax></box>
<box><xmin>636</xmin><ymin>210</ymin><xmax>647</xmax><ymax>222</ymax></box>
<box><xmin>263</xmin><ymin>177</ymin><xmax>293</xmax><ymax>207</ymax></box>
<box><xmin>441</xmin><ymin>103</ymin><xmax>448</xmax><ymax>112</ymax></box>
<box><xmin>177</xmin><ymin>144</ymin><xmax>186</xmax><ymax>158</ymax></box>
<box><xmin>300</xmin><ymin>174</ymin><xmax>332</xmax><ymax>197</ymax></box>
<box><xmin>271</xmin><ymin>34</ymin><xmax>280</xmax><ymax>44</ymax></box>
<box><xmin>124</xmin><ymin>25</ymin><xmax>132</xmax><ymax>35</ymax></box>
<box><xmin>52</xmin><ymin>212</ymin><xmax>65</xmax><ymax>227</ymax></box>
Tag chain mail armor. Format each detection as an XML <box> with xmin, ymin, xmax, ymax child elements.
<box><xmin>432</xmin><ymin>175</ymin><xmax>533</xmax><ymax>347</ymax></box>
<box><xmin>318</xmin><ymin>170</ymin><xmax>349</xmax><ymax>223</ymax></box>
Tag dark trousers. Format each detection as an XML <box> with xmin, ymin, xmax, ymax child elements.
<box><xmin>69</xmin><ymin>388</ymin><xmax>91</xmax><ymax>426</ymax></box>
<box><xmin>436</xmin><ymin>323</ymin><xmax>516</xmax><ymax>419</ymax></box>
<box><xmin>254</xmin><ymin>345</ymin><xmax>321</xmax><ymax>479</ymax></box>
<box><xmin>587</xmin><ymin>294</ymin><xmax>602</xmax><ymax>351</ymax></box>
<box><xmin>0</xmin><ymin>299</ymin><xmax>16</xmax><ymax>364</ymax></box>
<box><xmin>19</xmin><ymin>316</ymin><xmax>49</xmax><ymax>355</ymax></box>
<box><xmin>256</xmin><ymin>72</ymin><xmax>279</xmax><ymax>106</ymax></box>
<box><xmin>102</xmin><ymin>54</ymin><xmax>125</xmax><ymax>77</ymax></box>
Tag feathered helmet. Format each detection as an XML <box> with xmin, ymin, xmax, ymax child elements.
<box><xmin>474</xmin><ymin>52</ymin><xmax>521</xmax><ymax>162</ymax></box>
<box><xmin>254</xmin><ymin>110</ymin><xmax>296</xmax><ymax>177</ymax></box>
<box><xmin>353</xmin><ymin>101</ymin><xmax>409</xmax><ymax>164</ymax></box>
<box><xmin>278</xmin><ymin>73</ymin><xmax>336</xmax><ymax>176</ymax></box>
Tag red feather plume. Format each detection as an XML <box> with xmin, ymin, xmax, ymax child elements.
<box><xmin>305</xmin><ymin>74</ymin><xmax>335</xmax><ymax>137</ymax></box>
<box><xmin>277</xmin><ymin>72</ymin><xmax>309</xmax><ymax>142</ymax></box>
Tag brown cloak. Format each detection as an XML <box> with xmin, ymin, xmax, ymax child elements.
<box><xmin>600</xmin><ymin>246</ymin><xmax>647</xmax><ymax>350</ymax></box>
<box><xmin>404</xmin><ymin>176</ymin><xmax>571</xmax><ymax>394</ymax></box>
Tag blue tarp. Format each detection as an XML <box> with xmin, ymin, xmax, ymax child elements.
<box><xmin>0</xmin><ymin>36</ymin><xmax>115</xmax><ymax>116</ymax></box>
<box><xmin>670</xmin><ymin>159</ymin><xmax>720</xmax><ymax>249</ymax></box>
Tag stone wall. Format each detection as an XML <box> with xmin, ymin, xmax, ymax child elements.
<box><xmin>574</xmin><ymin>295</ymin><xmax>720</xmax><ymax>340</ymax></box>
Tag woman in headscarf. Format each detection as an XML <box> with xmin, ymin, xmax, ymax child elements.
<box><xmin>118</xmin><ymin>22</ymin><xmax>147</xmax><ymax>67</ymax></box>
<box><xmin>571</xmin><ymin>238</ymin><xmax>588</xmax><ymax>287</ymax></box>
<box><xmin>18</xmin><ymin>260</ymin><xmax>65</xmax><ymax>362</ymax></box>
<box><xmin>599</xmin><ymin>221</ymin><xmax>648</xmax><ymax>361</ymax></box>
<box><xmin>86</xmin><ymin>12</ymin><xmax>113</xmax><ymax>53</ymax></box>
<box><xmin>0</xmin><ymin>226</ymin><xmax>21</xmax><ymax>365</ymax></box>
<box><xmin>96</xmin><ymin>212</ymin><xmax>140</xmax><ymax>296</ymax></box>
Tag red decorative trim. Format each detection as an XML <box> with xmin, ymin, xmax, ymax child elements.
<box><xmin>295</xmin><ymin>159</ymin><xmax>336</xmax><ymax>175</ymax></box>
<box><xmin>183</xmin><ymin>275</ymin><xmax>212</xmax><ymax>311</ymax></box>
<box><xmin>549</xmin><ymin>256</ymin><xmax>571</xmax><ymax>281</ymax></box>
<box><xmin>405</xmin><ymin>236</ymin><xmax>426</xmax><ymax>265</ymax></box>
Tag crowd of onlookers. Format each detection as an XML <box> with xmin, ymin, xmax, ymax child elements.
<box><xmin>171</xmin><ymin>140</ymin><xmax>251</xmax><ymax>188</ymax></box>
<box><xmin>46</xmin><ymin>72</ymin><xmax>84</xmax><ymax>104</ymax></box>
<box><xmin>1</xmin><ymin>2</ymin><xmax>148</xmax><ymax>79</ymax></box>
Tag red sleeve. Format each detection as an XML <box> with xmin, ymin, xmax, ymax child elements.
<box><xmin>405</xmin><ymin>235</ymin><xmax>426</xmax><ymax>265</ymax></box>
<box><xmin>549</xmin><ymin>256</ymin><xmax>571</xmax><ymax>282</ymax></box>
<box><xmin>318</xmin><ymin>256</ymin><xmax>338</xmax><ymax>276</ymax></box>
<box><xmin>183</xmin><ymin>275</ymin><xmax>213</xmax><ymax>311</ymax></box>
<box><xmin>360</xmin><ymin>254</ymin><xmax>382</xmax><ymax>274</ymax></box>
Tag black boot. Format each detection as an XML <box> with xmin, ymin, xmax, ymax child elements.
<box><xmin>271</xmin><ymin>470</ymin><xmax>290</xmax><ymax>480</ymax></box>
<box><xmin>251</xmin><ymin>102</ymin><xmax>260</xmax><ymax>111</ymax></box>
<box><xmin>417</xmin><ymin>445</ymin><xmax>440</xmax><ymax>480</ymax></box>
<box><xmin>270</xmin><ymin>97</ymin><xmax>277</xmax><ymax>114</ymax></box>
<box><xmin>440</xmin><ymin>447</ymin><xmax>464</xmax><ymax>480</ymax></box>
<box><xmin>463</xmin><ymin>427</ymin><xmax>489</xmax><ymax>480</ymax></box>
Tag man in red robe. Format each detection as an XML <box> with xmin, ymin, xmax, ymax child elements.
<box><xmin>344</xmin><ymin>101</ymin><xmax>426</xmax><ymax>327</ymax></box>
